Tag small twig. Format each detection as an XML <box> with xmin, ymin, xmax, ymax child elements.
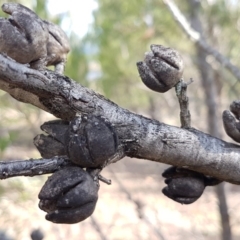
<box><xmin>0</xmin><ymin>157</ymin><xmax>114</xmax><ymax>185</ymax></box>
<box><xmin>0</xmin><ymin>143</ymin><xmax>124</xmax><ymax>181</ymax></box>
<box><xmin>98</xmin><ymin>175</ymin><xmax>112</xmax><ymax>185</ymax></box>
<box><xmin>86</xmin><ymin>168</ymin><xmax>112</xmax><ymax>185</ymax></box>
<box><xmin>175</xmin><ymin>79</ymin><xmax>192</xmax><ymax>128</ymax></box>
<box><xmin>0</xmin><ymin>157</ymin><xmax>73</xmax><ymax>179</ymax></box>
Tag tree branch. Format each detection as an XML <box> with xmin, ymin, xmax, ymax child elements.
<box><xmin>163</xmin><ymin>0</ymin><xmax>240</xmax><ymax>81</ymax></box>
<box><xmin>0</xmin><ymin>54</ymin><xmax>240</xmax><ymax>184</ymax></box>
<box><xmin>0</xmin><ymin>157</ymin><xmax>73</xmax><ymax>179</ymax></box>
<box><xmin>175</xmin><ymin>79</ymin><xmax>193</xmax><ymax>128</ymax></box>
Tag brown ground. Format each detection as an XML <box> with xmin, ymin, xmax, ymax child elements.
<box><xmin>1</xmin><ymin>146</ymin><xmax>240</xmax><ymax>240</ymax></box>
<box><xmin>0</xmin><ymin>146</ymin><xmax>240</xmax><ymax>240</ymax></box>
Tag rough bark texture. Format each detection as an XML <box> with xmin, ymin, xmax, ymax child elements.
<box><xmin>0</xmin><ymin>157</ymin><xmax>73</xmax><ymax>179</ymax></box>
<box><xmin>1</xmin><ymin>54</ymin><xmax>240</xmax><ymax>184</ymax></box>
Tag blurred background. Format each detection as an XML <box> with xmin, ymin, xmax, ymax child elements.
<box><xmin>0</xmin><ymin>0</ymin><xmax>240</xmax><ymax>239</ymax></box>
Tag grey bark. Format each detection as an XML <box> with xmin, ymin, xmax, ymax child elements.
<box><xmin>1</xmin><ymin>54</ymin><xmax>240</xmax><ymax>184</ymax></box>
<box><xmin>0</xmin><ymin>157</ymin><xmax>73</xmax><ymax>179</ymax></box>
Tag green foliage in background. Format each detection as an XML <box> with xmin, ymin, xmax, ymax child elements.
<box><xmin>85</xmin><ymin>0</ymin><xmax>240</xmax><ymax>111</ymax></box>
<box><xmin>86</xmin><ymin>0</ymin><xmax>187</xmax><ymax>108</ymax></box>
